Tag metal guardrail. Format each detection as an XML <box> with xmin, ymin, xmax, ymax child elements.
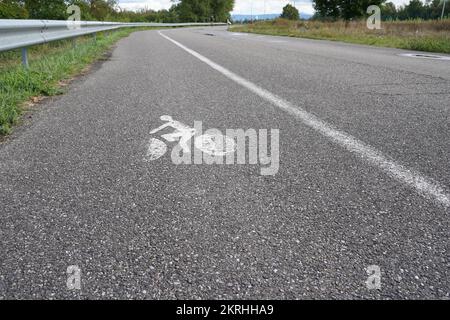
<box><xmin>0</xmin><ymin>19</ymin><xmax>226</xmax><ymax>67</ymax></box>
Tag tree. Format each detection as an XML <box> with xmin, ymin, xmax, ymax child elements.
<box><xmin>425</xmin><ymin>0</ymin><xmax>444</xmax><ymax>19</ymax></box>
<box><xmin>313</xmin><ymin>0</ymin><xmax>341</xmax><ymax>19</ymax></box>
<box><xmin>0</xmin><ymin>0</ymin><xmax>234</xmax><ymax>22</ymax></box>
<box><xmin>312</xmin><ymin>0</ymin><xmax>386</xmax><ymax>20</ymax></box>
<box><xmin>0</xmin><ymin>0</ymin><xmax>28</xmax><ymax>19</ymax></box>
<box><xmin>280</xmin><ymin>3</ymin><xmax>299</xmax><ymax>20</ymax></box>
<box><xmin>176</xmin><ymin>0</ymin><xmax>208</xmax><ymax>22</ymax></box>
<box><xmin>405</xmin><ymin>0</ymin><xmax>425</xmax><ymax>18</ymax></box>
<box><xmin>174</xmin><ymin>0</ymin><xmax>234</xmax><ymax>22</ymax></box>
<box><xmin>396</xmin><ymin>0</ymin><xmax>447</xmax><ymax>20</ymax></box>
<box><xmin>24</xmin><ymin>0</ymin><xmax>67</xmax><ymax>20</ymax></box>
<box><xmin>341</xmin><ymin>0</ymin><xmax>386</xmax><ymax>19</ymax></box>
<box><xmin>67</xmin><ymin>0</ymin><xmax>94</xmax><ymax>20</ymax></box>
<box><xmin>87</xmin><ymin>0</ymin><xmax>117</xmax><ymax>20</ymax></box>
<box><xmin>210</xmin><ymin>0</ymin><xmax>234</xmax><ymax>22</ymax></box>
<box><xmin>382</xmin><ymin>1</ymin><xmax>397</xmax><ymax>20</ymax></box>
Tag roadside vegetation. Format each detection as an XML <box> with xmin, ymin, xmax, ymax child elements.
<box><xmin>229</xmin><ymin>18</ymin><xmax>450</xmax><ymax>54</ymax></box>
<box><xmin>0</xmin><ymin>27</ymin><xmax>158</xmax><ymax>135</ymax></box>
<box><xmin>230</xmin><ymin>0</ymin><xmax>449</xmax><ymax>54</ymax></box>
<box><xmin>0</xmin><ymin>0</ymin><xmax>236</xmax><ymax>135</ymax></box>
<box><xmin>0</xmin><ymin>0</ymin><xmax>234</xmax><ymax>23</ymax></box>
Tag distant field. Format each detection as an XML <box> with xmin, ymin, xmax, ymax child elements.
<box><xmin>229</xmin><ymin>18</ymin><xmax>450</xmax><ymax>54</ymax></box>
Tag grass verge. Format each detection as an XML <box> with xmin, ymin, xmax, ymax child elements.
<box><xmin>0</xmin><ymin>27</ymin><xmax>159</xmax><ymax>135</ymax></box>
<box><xmin>229</xmin><ymin>19</ymin><xmax>450</xmax><ymax>54</ymax></box>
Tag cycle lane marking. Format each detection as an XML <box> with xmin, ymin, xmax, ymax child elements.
<box><xmin>157</xmin><ymin>30</ymin><xmax>450</xmax><ymax>208</ymax></box>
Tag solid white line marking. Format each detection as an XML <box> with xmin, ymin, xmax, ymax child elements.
<box><xmin>158</xmin><ymin>31</ymin><xmax>450</xmax><ymax>208</ymax></box>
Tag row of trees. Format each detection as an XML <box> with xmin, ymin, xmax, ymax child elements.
<box><xmin>0</xmin><ymin>0</ymin><xmax>119</xmax><ymax>20</ymax></box>
<box><xmin>0</xmin><ymin>0</ymin><xmax>235</xmax><ymax>22</ymax></box>
<box><xmin>176</xmin><ymin>0</ymin><xmax>234</xmax><ymax>22</ymax></box>
<box><xmin>313</xmin><ymin>0</ymin><xmax>384</xmax><ymax>20</ymax></box>
<box><xmin>383</xmin><ymin>0</ymin><xmax>447</xmax><ymax>20</ymax></box>
<box><xmin>312</xmin><ymin>0</ymin><xmax>448</xmax><ymax>20</ymax></box>
<box><xmin>1</xmin><ymin>0</ymin><xmax>446</xmax><ymax>22</ymax></box>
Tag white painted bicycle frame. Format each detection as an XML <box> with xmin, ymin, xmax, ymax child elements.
<box><xmin>150</xmin><ymin>115</ymin><xmax>196</xmax><ymax>153</ymax></box>
<box><xmin>146</xmin><ymin>115</ymin><xmax>235</xmax><ymax>161</ymax></box>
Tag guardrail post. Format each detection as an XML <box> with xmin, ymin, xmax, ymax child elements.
<box><xmin>21</xmin><ymin>47</ymin><xmax>29</xmax><ymax>68</ymax></box>
<box><xmin>93</xmin><ymin>32</ymin><xmax>97</xmax><ymax>42</ymax></box>
<box><xmin>72</xmin><ymin>38</ymin><xmax>77</xmax><ymax>49</ymax></box>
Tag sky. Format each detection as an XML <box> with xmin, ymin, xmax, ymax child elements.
<box><xmin>117</xmin><ymin>1</ymin><xmax>411</xmax><ymax>15</ymax></box>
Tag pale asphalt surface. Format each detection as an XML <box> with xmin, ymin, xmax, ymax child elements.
<box><xmin>0</xmin><ymin>27</ymin><xmax>448</xmax><ymax>299</ymax></box>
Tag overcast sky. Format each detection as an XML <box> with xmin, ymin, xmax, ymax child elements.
<box><xmin>117</xmin><ymin>0</ymin><xmax>411</xmax><ymax>15</ymax></box>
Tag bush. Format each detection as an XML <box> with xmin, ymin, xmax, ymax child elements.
<box><xmin>0</xmin><ymin>1</ymin><xmax>29</xmax><ymax>19</ymax></box>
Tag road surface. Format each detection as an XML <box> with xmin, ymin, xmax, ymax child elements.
<box><xmin>0</xmin><ymin>26</ymin><xmax>449</xmax><ymax>299</ymax></box>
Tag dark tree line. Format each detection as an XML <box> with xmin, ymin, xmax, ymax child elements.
<box><xmin>2</xmin><ymin>0</ymin><xmax>445</xmax><ymax>22</ymax></box>
<box><xmin>174</xmin><ymin>0</ymin><xmax>234</xmax><ymax>22</ymax></box>
<box><xmin>384</xmin><ymin>0</ymin><xmax>447</xmax><ymax>20</ymax></box>
<box><xmin>312</xmin><ymin>0</ymin><xmax>448</xmax><ymax>20</ymax></box>
<box><xmin>313</xmin><ymin>0</ymin><xmax>385</xmax><ymax>20</ymax></box>
<box><xmin>0</xmin><ymin>0</ymin><xmax>117</xmax><ymax>20</ymax></box>
<box><xmin>0</xmin><ymin>0</ymin><xmax>235</xmax><ymax>22</ymax></box>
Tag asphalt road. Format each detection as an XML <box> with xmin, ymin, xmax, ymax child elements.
<box><xmin>0</xmin><ymin>26</ymin><xmax>449</xmax><ymax>299</ymax></box>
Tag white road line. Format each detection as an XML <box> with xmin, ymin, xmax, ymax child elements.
<box><xmin>158</xmin><ymin>31</ymin><xmax>450</xmax><ymax>208</ymax></box>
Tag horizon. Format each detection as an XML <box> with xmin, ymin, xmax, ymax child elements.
<box><xmin>117</xmin><ymin>0</ymin><xmax>411</xmax><ymax>16</ymax></box>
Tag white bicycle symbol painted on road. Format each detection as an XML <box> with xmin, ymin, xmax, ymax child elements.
<box><xmin>145</xmin><ymin>115</ymin><xmax>236</xmax><ymax>161</ymax></box>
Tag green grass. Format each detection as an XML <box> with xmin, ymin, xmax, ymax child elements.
<box><xmin>229</xmin><ymin>19</ymin><xmax>450</xmax><ymax>54</ymax></box>
<box><xmin>0</xmin><ymin>27</ymin><xmax>159</xmax><ymax>135</ymax></box>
